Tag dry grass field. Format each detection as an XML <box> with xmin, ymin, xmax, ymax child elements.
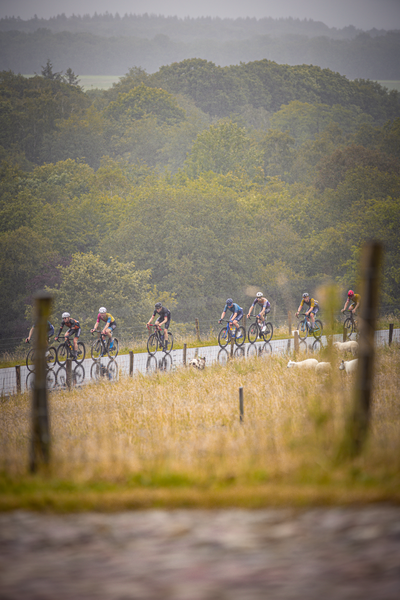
<box><xmin>1</xmin><ymin>345</ymin><xmax>400</xmax><ymax>510</ymax></box>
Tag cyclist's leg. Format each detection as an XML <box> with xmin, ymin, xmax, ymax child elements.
<box><xmin>163</xmin><ymin>317</ymin><xmax>171</xmax><ymax>347</ymax></box>
<box><xmin>73</xmin><ymin>327</ymin><xmax>81</xmax><ymax>354</ymax></box>
<box><xmin>310</xmin><ymin>307</ymin><xmax>318</xmax><ymax>327</ymax></box>
<box><xmin>108</xmin><ymin>322</ymin><xmax>117</xmax><ymax>347</ymax></box>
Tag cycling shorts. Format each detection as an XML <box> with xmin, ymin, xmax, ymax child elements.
<box><xmin>66</xmin><ymin>326</ymin><xmax>81</xmax><ymax>338</ymax></box>
<box><xmin>156</xmin><ymin>316</ymin><xmax>171</xmax><ymax>330</ymax></box>
<box><xmin>106</xmin><ymin>321</ymin><xmax>117</xmax><ymax>331</ymax></box>
<box><xmin>310</xmin><ymin>306</ymin><xmax>319</xmax><ymax>315</ymax></box>
<box><xmin>230</xmin><ymin>310</ymin><xmax>243</xmax><ymax>322</ymax></box>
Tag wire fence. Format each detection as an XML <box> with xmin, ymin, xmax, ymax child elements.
<box><xmin>1</xmin><ymin>327</ymin><xmax>399</xmax><ymax>398</ymax></box>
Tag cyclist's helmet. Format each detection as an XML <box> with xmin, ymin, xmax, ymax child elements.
<box><xmin>155</xmin><ymin>302</ymin><xmax>162</xmax><ymax>309</ymax></box>
<box><xmin>226</xmin><ymin>298</ymin><xmax>233</xmax><ymax>306</ymax></box>
<box><xmin>99</xmin><ymin>307</ymin><xmax>107</xmax><ymax>313</ymax></box>
<box><xmin>302</xmin><ymin>292</ymin><xmax>309</xmax><ymax>298</ymax></box>
<box><xmin>256</xmin><ymin>292</ymin><xmax>263</xmax><ymax>298</ymax></box>
<box><xmin>62</xmin><ymin>312</ymin><xmax>70</xmax><ymax>319</ymax></box>
<box><xmin>348</xmin><ymin>290</ymin><xmax>354</xmax><ymax>297</ymax></box>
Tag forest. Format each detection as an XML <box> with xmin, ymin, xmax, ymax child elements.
<box><xmin>0</xmin><ymin>13</ymin><xmax>399</xmax><ymax>79</ymax></box>
<box><xmin>1</xmin><ymin>57</ymin><xmax>400</xmax><ymax>348</ymax></box>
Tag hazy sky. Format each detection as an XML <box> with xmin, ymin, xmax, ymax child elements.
<box><xmin>0</xmin><ymin>0</ymin><xmax>399</xmax><ymax>30</ymax></box>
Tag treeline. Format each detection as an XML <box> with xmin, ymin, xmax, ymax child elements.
<box><xmin>1</xmin><ymin>24</ymin><xmax>400</xmax><ymax>79</ymax></box>
<box><xmin>1</xmin><ymin>59</ymin><xmax>400</xmax><ymax>345</ymax></box>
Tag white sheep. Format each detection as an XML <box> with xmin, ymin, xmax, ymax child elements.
<box><xmin>188</xmin><ymin>356</ymin><xmax>206</xmax><ymax>370</ymax></box>
<box><xmin>339</xmin><ymin>359</ymin><xmax>358</xmax><ymax>373</ymax></box>
<box><xmin>287</xmin><ymin>359</ymin><xmax>319</xmax><ymax>369</ymax></box>
<box><xmin>315</xmin><ymin>362</ymin><xmax>332</xmax><ymax>374</ymax></box>
<box><xmin>333</xmin><ymin>340</ymin><xmax>358</xmax><ymax>356</ymax></box>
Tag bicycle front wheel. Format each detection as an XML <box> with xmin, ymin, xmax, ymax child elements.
<box><xmin>344</xmin><ymin>317</ymin><xmax>355</xmax><ymax>339</ymax></box>
<box><xmin>235</xmin><ymin>326</ymin><xmax>246</xmax><ymax>347</ymax></box>
<box><xmin>26</xmin><ymin>348</ymin><xmax>36</xmax><ymax>372</ymax></box>
<box><xmin>313</xmin><ymin>320</ymin><xmax>323</xmax><ymax>340</ymax></box>
<box><xmin>261</xmin><ymin>322</ymin><xmax>273</xmax><ymax>343</ymax></box>
<box><xmin>248</xmin><ymin>323</ymin><xmax>259</xmax><ymax>344</ymax></box>
<box><xmin>91</xmin><ymin>340</ymin><xmax>103</xmax><ymax>361</ymax></box>
<box><xmin>147</xmin><ymin>334</ymin><xmax>158</xmax><ymax>356</ymax></box>
<box><xmin>56</xmin><ymin>343</ymin><xmax>69</xmax><ymax>365</ymax></box>
<box><xmin>108</xmin><ymin>338</ymin><xmax>119</xmax><ymax>359</ymax></box>
<box><xmin>298</xmin><ymin>320</ymin><xmax>308</xmax><ymax>340</ymax></box>
<box><xmin>218</xmin><ymin>327</ymin><xmax>230</xmax><ymax>349</ymax></box>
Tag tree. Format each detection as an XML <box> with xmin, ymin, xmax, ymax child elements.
<box><xmin>40</xmin><ymin>58</ymin><xmax>63</xmax><ymax>81</ymax></box>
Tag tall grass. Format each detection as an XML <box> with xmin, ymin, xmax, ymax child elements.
<box><xmin>1</xmin><ymin>347</ymin><xmax>400</xmax><ymax>503</ymax></box>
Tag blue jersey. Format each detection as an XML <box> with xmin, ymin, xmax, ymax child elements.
<box><xmin>224</xmin><ymin>302</ymin><xmax>243</xmax><ymax>314</ymax></box>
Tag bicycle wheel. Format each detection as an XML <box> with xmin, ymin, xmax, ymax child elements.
<box><xmin>146</xmin><ymin>355</ymin><xmax>158</xmax><ymax>372</ymax></box>
<box><xmin>164</xmin><ymin>333</ymin><xmax>173</xmax><ymax>354</ymax></box>
<box><xmin>26</xmin><ymin>348</ymin><xmax>36</xmax><ymax>372</ymax></box>
<box><xmin>108</xmin><ymin>338</ymin><xmax>119</xmax><ymax>359</ymax></box>
<box><xmin>247</xmin><ymin>344</ymin><xmax>258</xmax><ymax>358</ymax></box>
<box><xmin>90</xmin><ymin>362</ymin><xmax>101</xmax><ymax>381</ymax></box>
<box><xmin>247</xmin><ymin>323</ymin><xmax>259</xmax><ymax>344</ymax></box>
<box><xmin>261</xmin><ymin>322</ymin><xmax>273</xmax><ymax>343</ymax></box>
<box><xmin>235</xmin><ymin>326</ymin><xmax>246</xmax><ymax>347</ymax></box>
<box><xmin>91</xmin><ymin>339</ymin><xmax>103</xmax><ymax>361</ymax></box>
<box><xmin>73</xmin><ymin>364</ymin><xmax>85</xmax><ymax>385</ymax></box>
<box><xmin>313</xmin><ymin>320</ymin><xmax>323</xmax><ymax>340</ymax></box>
<box><xmin>298</xmin><ymin>319</ymin><xmax>308</xmax><ymax>340</ymax></box>
<box><xmin>74</xmin><ymin>341</ymin><xmax>85</xmax><ymax>364</ymax></box>
<box><xmin>344</xmin><ymin>317</ymin><xmax>355</xmax><ymax>339</ymax></box>
<box><xmin>218</xmin><ymin>327</ymin><xmax>230</xmax><ymax>349</ymax></box>
<box><xmin>107</xmin><ymin>360</ymin><xmax>119</xmax><ymax>381</ymax></box>
<box><xmin>147</xmin><ymin>333</ymin><xmax>158</xmax><ymax>356</ymax></box>
<box><xmin>46</xmin><ymin>346</ymin><xmax>57</xmax><ymax>369</ymax></box>
<box><xmin>56</xmin><ymin>343</ymin><xmax>69</xmax><ymax>365</ymax></box>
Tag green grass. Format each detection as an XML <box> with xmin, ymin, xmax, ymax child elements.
<box><xmin>1</xmin><ymin>346</ymin><xmax>400</xmax><ymax>511</ymax></box>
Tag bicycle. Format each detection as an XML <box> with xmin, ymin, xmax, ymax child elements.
<box><xmin>146</xmin><ymin>324</ymin><xmax>174</xmax><ymax>356</ymax></box>
<box><xmin>343</xmin><ymin>310</ymin><xmax>358</xmax><ymax>339</ymax></box>
<box><xmin>247</xmin><ymin>314</ymin><xmax>273</xmax><ymax>344</ymax></box>
<box><xmin>297</xmin><ymin>313</ymin><xmax>323</xmax><ymax>340</ymax></box>
<box><xmin>26</xmin><ymin>339</ymin><xmax>57</xmax><ymax>373</ymax></box>
<box><xmin>217</xmin><ymin>319</ymin><xmax>246</xmax><ymax>349</ymax></box>
<box><xmin>90</xmin><ymin>331</ymin><xmax>119</xmax><ymax>361</ymax></box>
<box><xmin>56</xmin><ymin>336</ymin><xmax>86</xmax><ymax>365</ymax></box>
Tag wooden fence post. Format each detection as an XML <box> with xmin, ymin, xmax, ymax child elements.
<box><xmin>288</xmin><ymin>311</ymin><xmax>292</xmax><ymax>337</ymax></box>
<box><xmin>29</xmin><ymin>292</ymin><xmax>52</xmax><ymax>473</ymax></box>
<box><xmin>195</xmin><ymin>318</ymin><xmax>200</xmax><ymax>342</ymax></box>
<box><xmin>15</xmin><ymin>365</ymin><xmax>21</xmax><ymax>395</ymax></box>
<box><xmin>129</xmin><ymin>351</ymin><xmax>134</xmax><ymax>376</ymax></box>
<box><xmin>343</xmin><ymin>325</ymin><xmax>347</xmax><ymax>342</ymax></box>
<box><xmin>183</xmin><ymin>343</ymin><xmax>187</xmax><ymax>366</ymax></box>
<box><xmin>66</xmin><ymin>358</ymin><xmax>72</xmax><ymax>390</ymax></box>
<box><xmin>239</xmin><ymin>387</ymin><xmax>244</xmax><ymax>423</ymax></box>
<box><xmin>293</xmin><ymin>330</ymin><xmax>299</xmax><ymax>354</ymax></box>
<box><xmin>230</xmin><ymin>335</ymin><xmax>234</xmax><ymax>358</ymax></box>
<box><xmin>389</xmin><ymin>323</ymin><xmax>394</xmax><ymax>346</ymax></box>
<box><xmin>343</xmin><ymin>241</ymin><xmax>383</xmax><ymax>458</ymax></box>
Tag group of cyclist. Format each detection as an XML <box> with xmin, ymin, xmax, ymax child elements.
<box><xmin>25</xmin><ymin>290</ymin><xmax>360</xmax><ymax>359</ymax></box>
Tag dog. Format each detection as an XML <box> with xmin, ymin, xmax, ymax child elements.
<box><xmin>188</xmin><ymin>356</ymin><xmax>206</xmax><ymax>369</ymax></box>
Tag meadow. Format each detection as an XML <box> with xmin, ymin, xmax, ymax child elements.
<box><xmin>1</xmin><ymin>344</ymin><xmax>399</xmax><ymax>511</ymax></box>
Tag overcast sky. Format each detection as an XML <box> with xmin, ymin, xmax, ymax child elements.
<box><xmin>0</xmin><ymin>0</ymin><xmax>399</xmax><ymax>30</ymax></box>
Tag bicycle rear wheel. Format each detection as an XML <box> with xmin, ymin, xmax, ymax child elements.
<box><xmin>108</xmin><ymin>338</ymin><xmax>119</xmax><ymax>359</ymax></box>
<box><xmin>26</xmin><ymin>348</ymin><xmax>36</xmax><ymax>372</ymax></box>
<box><xmin>56</xmin><ymin>343</ymin><xmax>69</xmax><ymax>365</ymax></box>
<box><xmin>313</xmin><ymin>320</ymin><xmax>323</xmax><ymax>340</ymax></box>
<box><xmin>46</xmin><ymin>346</ymin><xmax>57</xmax><ymax>369</ymax></box>
<box><xmin>261</xmin><ymin>322</ymin><xmax>273</xmax><ymax>343</ymax></box>
<box><xmin>218</xmin><ymin>327</ymin><xmax>230</xmax><ymax>349</ymax></box>
<box><xmin>75</xmin><ymin>341</ymin><xmax>86</xmax><ymax>364</ymax></box>
<box><xmin>298</xmin><ymin>319</ymin><xmax>308</xmax><ymax>340</ymax></box>
<box><xmin>147</xmin><ymin>333</ymin><xmax>158</xmax><ymax>356</ymax></box>
<box><xmin>164</xmin><ymin>333</ymin><xmax>173</xmax><ymax>354</ymax></box>
<box><xmin>235</xmin><ymin>326</ymin><xmax>246</xmax><ymax>347</ymax></box>
<box><xmin>247</xmin><ymin>323</ymin><xmax>259</xmax><ymax>344</ymax></box>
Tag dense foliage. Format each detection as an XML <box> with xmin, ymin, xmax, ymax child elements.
<box><xmin>1</xmin><ymin>58</ymin><xmax>399</xmax><ymax>346</ymax></box>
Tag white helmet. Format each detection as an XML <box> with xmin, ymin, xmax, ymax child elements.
<box><xmin>99</xmin><ymin>307</ymin><xmax>107</xmax><ymax>313</ymax></box>
<box><xmin>256</xmin><ymin>292</ymin><xmax>263</xmax><ymax>298</ymax></box>
<box><xmin>62</xmin><ymin>312</ymin><xmax>70</xmax><ymax>318</ymax></box>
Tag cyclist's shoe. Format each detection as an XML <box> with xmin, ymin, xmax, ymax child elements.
<box><xmin>109</xmin><ymin>341</ymin><xmax>114</xmax><ymax>349</ymax></box>
<box><xmin>261</xmin><ymin>325</ymin><xmax>266</xmax><ymax>332</ymax></box>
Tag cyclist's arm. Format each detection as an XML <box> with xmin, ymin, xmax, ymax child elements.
<box><xmin>55</xmin><ymin>324</ymin><xmax>64</xmax><ymax>340</ymax></box>
<box><xmin>342</xmin><ymin>299</ymin><xmax>349</xmax><ymax>312</ymax></box>
<box><xmin>220</xmin><ymin>310</ymin><xmax>226</xmax><ymax>322</ymax></box>
<box><xmin>351</xmin><ymin>302</ymin><xmax>360</xmax><ymax>313</ymax></box>
<box><xmin>25</xmin><ymin>325</ymin><xmax>34</xmax><ymax>343</ymax></box>
<box><xmin>296</xmin><ymin>299</ymin><xmax>304</xmax><ymax>316</ymax></box>
<box><xmin>231</xmin><ymin>312</ymin><xmax>238</xmax><ymax>321</ymax></box>
<box><xmin>147</xmin><ymin>315</ymin><xmax>155</xmax><ymax>326</ymax></box>
<box><xmin>247</xmin><ymin>305</ymin><xmax>253</xmax><ymax>318</ymax></box>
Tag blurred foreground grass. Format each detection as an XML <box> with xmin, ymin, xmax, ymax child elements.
<box><xmin>1</xmin><ymin>346</ymin><xmax>400</xmax><ymax>511</ymax></box>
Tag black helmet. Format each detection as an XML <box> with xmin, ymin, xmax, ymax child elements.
<box><xmin>155</xmin><ymin>302</ymin><xmax>162</xmax><ymax>309</ymax></box>
<box><xmin>226</xmin><ymin>298</ymin><xmax>233</xmax><ymax>305</ymax></box>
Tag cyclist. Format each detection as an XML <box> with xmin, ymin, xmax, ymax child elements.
<box><xmin>341</xmin><ymin>290</ymin><xmax>361</xmax><ymax>315</ymax></box>
<box><xmin>296</xmin><ymin>293</ymin><xmax>319</xmax><ymax>330</ymax></box>
<box><xmin>147</xmin><ymin>302</ymin><xmax>171</xmax><ymax>350</ymax></box>
<box><xmin>219</xmin><ymin>298</ymin><xmax>244</xmax><ymax>333</ymax></box>
<box><xmin>55</xmin><ymin>312</ymin><xmax>81</xmax><ymax>360</ymax></box>
<box><xmin>247</xmin><ymin>292</ymin><xmax>271</xmax><ymax>332</ymax></box>
<box><xmin>25</xmin><ymin>320</ymin><xmax>55</xmax><ymax>344</ymax></box>
<box><xmin>90</xmin><ymin>307</ymin><xmax>116</xmax><ymax>353</ymax></box>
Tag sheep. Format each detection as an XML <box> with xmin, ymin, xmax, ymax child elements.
<box><xmin>188</xmin><ymin>356</ymin><xmax>206</xmax><ymax>370</ymax></box>
<box><xmin>315</xmin><ymin>361</ymin><xmax>332</xmax><ymax>374</ymax></box>
<box><xmin>287</xmin><ymin>359</ymin><xmax>319</xmax><ymax>369</ymax></box>
<box><xmin>333</xmin><ymin>340</ymin><xmax>358</xmax><ymax>356</ymax></box>
<box><xmin>339</xmin><ymin>359</ymin><xmax>358</xmax><ymax>373</ymax></box>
